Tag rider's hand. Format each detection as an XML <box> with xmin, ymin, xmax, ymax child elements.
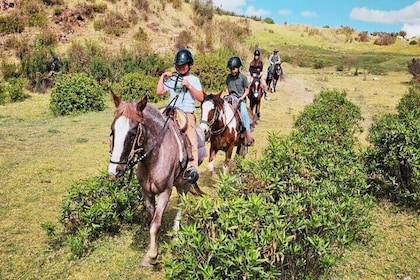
<box><xmin>161</xmin><ymin>71</ymin><xmax>173</xmax><ymax>79</ymax></box>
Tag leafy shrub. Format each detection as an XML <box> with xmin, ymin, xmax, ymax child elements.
<box><xmin>0</xmin><ymin>59</ymin><xmax>21</xmax><ymax>80</ymax></box>
<box><xmin>6</xmin><ymin>77</ymin><xmax>28</xmax><ymax>102</ymax></box>
<box><xmin>43</xmin><ymin>173</ymin><xmax>143</xmax><ymax>257</ymax></box>
<box><xmin>20</xmin><ymin>38</ymin><xmax>61</xmax><ymax>92</ymax></box>
<box><xmin>365</xmin><ymin>85</ymin><xmax>420</xmax><ymax>209</ymax></box>
<box><xmin>194</xmin><ymin>48</ymin><xmax>235</xmax><ymax>92</ymax></box>
<box><xmin>0</xmin><ymin>12</ymin><xmax>25</xmax><ymax>34</ymax></box>
<box><xmin>0</xmin><ymin>78</ymin><xmax>28</xmax><ymax>104</ymax></box>
<box><xmin>192</xmin><ymin>0</ymin><xmax>213</xmax><ymax>26</ymax></box>
<box><xmin>407</xmin><ymin>58</ymin><xmax>420</xmax><ymax>83</ymax></box>
<box><xmin>374</xmin><ymin>33</ymin><xmax>396</xmax><ymax>46</ymax></box>
<box><xmin>102</xmin><ymin>11</ymin><xmax>130</xmax><ymax>36</ymax></box>
<box><xmin>164</xmin><ymin>90</ymin><xmax>372</xmax><ymax>279</ymax></box>
<box><xmin>50</xmin><ymin>73</ymin><xmax>106</xmax><ymax>115</ymax></box>
<box><xmin>22</xmin><ymin>0</ymin><xmax>49</xmax><ymax>27</ymax></box>
<box><xmin>115</xmin><ymin>71</ymin><xmax>160</xmax><ymax>102</ymax></box>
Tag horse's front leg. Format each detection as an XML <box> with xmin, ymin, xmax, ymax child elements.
<box><xmin>223</xmin><ymin>144</ymin><xmax>235</xmax><ymax>173</ymax></box>
<box><xmin>142</xmin><ymin>187</ymin><xmax>172</xmax><ymax>267</ymax></box>
<box><xmin>207</xmin><ymin>146</ymin><xmax>217</xmax><ymax>173</ymax></box>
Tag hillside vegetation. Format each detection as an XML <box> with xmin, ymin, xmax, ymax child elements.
<box><xmin>0</xmin><ymin>1</ymin><xmax>419</xmax><ymax>279</ymax></box>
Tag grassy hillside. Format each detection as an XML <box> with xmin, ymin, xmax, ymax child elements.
<box><xmin>0</xmin><ymin>1</ymin><xmax>419</xmax><ymax>279</ymax></box>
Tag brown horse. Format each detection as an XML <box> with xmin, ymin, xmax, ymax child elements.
<box><xmin>266</xmin><ymin>63</ymin><xmax>284</xmax><ymax>92</ymax></box>
<box><xmin>248</xmin><ymin>76</ymin><xmax>264</xmax><ymax>119</ymax></box>
<box><xmin>199</xmin><ymin>93</ymin><xmax>254</xmax><ymax>173</ymax></box>
<box><xmin>107</xmin><ymin>92</ymin><xmax>206</xmax><ymax>266</ymax></box>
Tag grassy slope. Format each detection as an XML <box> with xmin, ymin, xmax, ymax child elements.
<box><xmin>0</xmin><ymin>1</ymin><xmax>419</xmax><ymax>279</ymax></box>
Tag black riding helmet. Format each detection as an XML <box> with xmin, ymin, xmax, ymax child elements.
<box><xmin>174</xmin><ymin>49</ymin><xmax>194</xmax><ymax>66</ymax></box>
<box><xmin>254</xmin><ymin>49</ymin><xmax>260</xmax><ymax>56</ymax></box>
<box><xmin>227</xmin><ymin>56</ymin><xmax>242</xmax><ymax>69</ymax></box>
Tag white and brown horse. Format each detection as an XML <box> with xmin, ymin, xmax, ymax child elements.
<box><xmin>199</xmin><ymin>93</ymin><xmax>254</xmax><ymax>173</ymax></box>
<box><xmin>108</xmin><ymin>92</ymin><xmax>205</xmax><ymax>266</ymax></box>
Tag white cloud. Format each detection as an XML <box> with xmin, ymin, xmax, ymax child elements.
<box><xmin>350</xmin><ymin>1</ymin><xmax>420</xmax><ymax>37</ymax></box>
<box><xmin>402</xmin><ymin>24</ymin><xmax>420</xmax><ymax>38</ymax></box>
<box><xmin>301</xmin><ymin>11</ymin><xmax>317</xmax><ymax>18</ymax></box>
<box><xmin>278</xmin><ymin>9</ymin><xmax>292</xmax><ymax>16</ymax></box>
<box><xmin>213</xmin><ymin>0</ymin><xmax>269</xmax><ymax>18</ymax></box>
<box><xmin>213</xmin><ymin>0</ymin><xmax>246</xmax><ymax>14</ymax></box>
<box><xmin>244</xmin><ymin>5</ymin><xmax>270</xmax><ymax>18</ymax></box>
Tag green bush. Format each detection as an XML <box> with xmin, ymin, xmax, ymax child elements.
<box><xmin>164</xmin><ymin>90</ymin><xmax>372</xmax><ymax>279</ymax></box>
<box><xmin>365</xmin><ymin>85</ymin><xmax>420</xmax><ymax>209</ymax></box>
<box><xmin>50</xmin><ymin>73</ymin><xmax>106</xmax><ymax>115</ymax></box>
<box><xmin>7</xmin><ymin>77</ymin><xmax>28</xmax><ymax>102</ymax></box>
<box><xmin>115</xmin><ymin>71</ymin><xmax>160</xmax><ymax>102</ymax></box>
<box><xmin>0</xmin><ymin>77</ymin><xmax>28</xmax><ymax>104</ymax></box>
<box><xmin>43</xmin><ymin>172</ymin><xmax>143</xmax><ymax>257</ymax></box>
<box><xmin>194</xmin><ymin>48</ymin><xmax>235</xmax><ymax>92</ymax></box>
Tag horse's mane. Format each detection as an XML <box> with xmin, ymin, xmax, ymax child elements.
<box><xmin>115</xmin><ymin>100</ymin><xmax>142</xmax><ymax>122</ymax></box>
<box><xmin>115</xmin><ymin>100</ymin><xmax>165</xmax><ymax>127</ymax></box>
<box><xmin>204</xmin><ymin>93</ymin><xmax>224</xmax><ymax>109</ymax></box>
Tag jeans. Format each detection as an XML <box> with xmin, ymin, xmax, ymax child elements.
<box><xmin>239</xmin><ymin>101</ymin><xmax>250</xmax><ymax>131</ymax></box>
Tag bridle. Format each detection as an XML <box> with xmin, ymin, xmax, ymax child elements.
<box><xmin>200</xmin><ymin>98</ymin><xmax>236</xmax><ymax>136</ymax></box>
<box><xmin>109</xmin><ymin>122</ymin><xmax>145</xmax><ymax>169</ymax></box>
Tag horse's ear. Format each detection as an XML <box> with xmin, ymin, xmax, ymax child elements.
<box><xmin>137</xmin><ymin>96</ymin><xmax>148</xmax><ymax>112</ymax></box>
<box><xmin>111</xmin><ymin>90</ymin><xmax>121</xmax><ymax>107</ymax></box>
<box><xmin>216</xmin><ymin>91</ymin><xmax>223</xmax><ymax>98</ymax></box>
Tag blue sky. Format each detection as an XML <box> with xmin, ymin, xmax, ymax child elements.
<box><xmin>212</xmin><ymin>0</ymin><xmax>420</xmax><ymax>38</ymax></box>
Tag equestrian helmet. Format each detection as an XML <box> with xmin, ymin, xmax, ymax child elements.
<box><xmin>254</xmin><ymin>49</ymin><xmax>261</xmax><ymax>56</ymax></box>
<box><xmin>227</xmin><ymin>56</ymin><xmax>242</xmax><ymax>69</ymax></box>
<box><xmin>174</xmin><ymin>49</ymin><xmax>194</xmax><ymax>65</ymax></box>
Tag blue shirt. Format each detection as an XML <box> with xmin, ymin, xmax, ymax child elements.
<box><xmin>164</xmin><ymin>74</ymin><xmax>202</xmax><ymax>112</ymax></box>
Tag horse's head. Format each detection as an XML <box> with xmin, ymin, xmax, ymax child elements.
<box><xmin>108</xmin><ymin>92</ymin><xmax>147</xmax><ymax>178</ymax></box>
<box><xmin>200</xmin><ymin>93</ymin><xmax>225</xmax><ymax>141</ymax></box>
<box><xmin>250</xmin><ymin>77</ymin><xmax>262</xmax><ymax>98</ymax></box>
<box><xmin>274</xmin><ymin>63</ymin><xmax>282</xmax><ymax>75</ymax></box>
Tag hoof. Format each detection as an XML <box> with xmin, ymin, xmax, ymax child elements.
<box><xmin>141</xmin><ymin>256</ymin><xmax>157</xmax><ymax>267</ymax></box>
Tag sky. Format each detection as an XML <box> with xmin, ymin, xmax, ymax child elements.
<box><xmin>212</xmin><ymin>0</ymin><xmax>420</xmax><ymax>38</ymax></box>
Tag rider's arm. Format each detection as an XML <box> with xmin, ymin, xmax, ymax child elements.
<box><xmin>156</xmin><ymin>71</ymin><xmax>172</xmax><ymax>96</ymax></box>
<box><xmin>182</xmin><ymin>78</ymin><xmax>204</xmax><ymax>102</ymax></box>
<box><xmin>239</xmin><ymin>75</ymin><xmax>249</xmax><ymax>101</ymax></box>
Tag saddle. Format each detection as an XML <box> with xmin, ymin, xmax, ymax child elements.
<box><xmin>159</xmin><ymin>106</ymin><xmax>206</xmax><ymax>166</ymax></box>
<box><xmin>223</xmin><ymin>95</ymin><xmax>247</xmax><ymax>133</ymax></box>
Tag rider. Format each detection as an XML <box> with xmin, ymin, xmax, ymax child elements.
<box><xmin>156</xmin><ymin>48</ymin><xmax>204</xmax><ymax>184</ymax></box>
<box><xmin>268</xmin><ymin>48</ymin><xmax>282</xmax><ymax>77</ymax></box>
<box><xmin>248</xmin><ymin>49</ymin><xmax>269</xmax><ymax>100</ymax></box>
<box><xmin>225</xmin><ymin>56</ymin><xmax>254</xmax><ymax>146</ymax></box>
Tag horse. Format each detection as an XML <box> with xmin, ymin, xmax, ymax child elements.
<box><xmin>266</xmin><ymin>63</ymin><xmax>284</xmax><ymax>92</ymax></box>
<box><xmin>248</xmin><ymin>76</ymin><xmax>264</xmax><ymax>119</ymax></box>
<box><xmin>199</xmin><ymin>92</ymin><xmax>254</xmax><ymax>173</ymax></box>
<box><xmin>107</xmin><ymin>92</ymin><xmax>206</xmax><ymax>266</ymax></box>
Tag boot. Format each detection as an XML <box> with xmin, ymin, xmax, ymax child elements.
<box><xmin>245</xmin><ymin>130</ymin><xmax>254</xmax><ymax>146</ymax></box>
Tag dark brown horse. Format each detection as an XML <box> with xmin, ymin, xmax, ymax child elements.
<box><xmin>108</xmin><ymin>92</ymin><xmax>205</xmax><ymax>266</ymax></box>
<box><xmin>199</xmin><ymin>93</ymin><xmax>254</xmax><ymax>173</ymax></box>
<box><xmin>266</xmin><ymin>63</ymin><xmax>284</xmax><ymax>92</ymax></box>
<box><xmin>248</xmin><ymin>76</ymin><xmax>264</xmax><ymax>119</ymax></box>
